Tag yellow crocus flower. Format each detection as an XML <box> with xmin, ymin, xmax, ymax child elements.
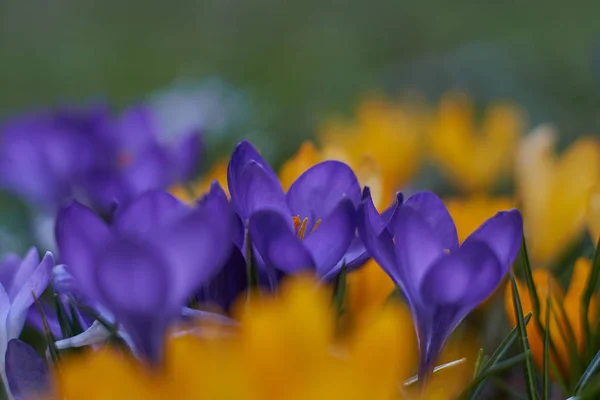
<box><xmin>429</xmin><ymin>92</ymin><xmax>524</xmax><ymax>194</ymax></box>
<box><xmin>53</xmin><ymin>275</ymin><xmax>479</xmax><ymax>400</ymax></box>
<box><xmin>319</xmin><ymin>95</ymin><xmax>425</xmax><ymax>193</ymax></box>
<box><xmin>278</xmin><ymin>140</ymin><xmax>392</xmax><ymax>211</ymax></box>
<box><xmin>516</xmin><ymin>125</ymin><xmax>600</xmax><ymax>267</ymax></box>
<box><xmin>504</xmin><ymin>258</ymin><xmax>598</xmax><ymax>381</ymax></box>
<box><xmin>169</xmin><ymin>158</ymin><xmax>229</xmax><ymax>204</ymax></box>
<box><xmin>445</xmin><ymin>196</ymin><xmax>514</xmax><ymax>243</ymax></box>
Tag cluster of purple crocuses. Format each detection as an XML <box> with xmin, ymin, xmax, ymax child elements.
<box><xmin>0</xmin><ymin>105</ymin><xmax>523</xmax><ymax>399</ymax></box>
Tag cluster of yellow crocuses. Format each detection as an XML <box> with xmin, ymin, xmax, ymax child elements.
<box><xmin>51</xmin><ymin>91</ymin><xmax>600</xmax><ymax>399</ymax></box>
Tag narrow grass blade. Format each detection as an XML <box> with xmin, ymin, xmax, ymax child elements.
<box><xmin>543</xmin><ymin>294</ymin><xmax>550</xmax><ymax>400</ymax></box>
<box><xmin>459</xmin><ymin>352</ymin><xmax>530</xmax><ymax>400</ymax></box>
<box><xmin>582</xmin><ymin>235</ymin><xmax>600</xmax><ymax>361</ymax></box>
<box><xmin>510</xmin><ymin>272</ymin><xmax>539</xmax><ymax>400</ymax></box>
<box><xmin>244</xmin><ymin>228</ymin><xmax>259</xmax><ymax>290</ymax></box>
<box><xmin>466</xmin><ymin>313</ymin><xmax>532</xmax><ymax>399</ymax></box>
<box><xmin>472</xmin><ymin>348</ymin><xmax>484</xmax><ymax>379</ymax></box>
<box><xmin>574</xmin><ymin>347</ymin><xmax>600</xmax><ymax>394</ymax></box>
<box><xmin>32</xmin><ymin>291</ymin><xmax>60</xmax><ymax>363</ymax></box>
<box><xmin>332</xmin><ymin>263</ymin><xmax>347</xmax><ymax>317</ymax></box>
<box><xmin>54</xmin><ymin>294</ymin><xmax>73</xmax><ymax>339</ymax></box>
<box><xmin>68</xmin><ymin>302</ymin><xmax>85</xmax><ymax>336</ymax></box>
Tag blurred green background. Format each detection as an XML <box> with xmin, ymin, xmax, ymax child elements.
<box><xmin>1</xmin><ymin>0</ymin><xmax>600</xmax><ymax>163</ymax></box>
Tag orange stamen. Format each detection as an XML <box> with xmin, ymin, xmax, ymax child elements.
<box><xmin>298</xmin><ymin>218</ymin><xmax>309</xmax><ymax>239</ymax></box>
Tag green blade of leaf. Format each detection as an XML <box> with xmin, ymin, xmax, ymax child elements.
<box><xmin>332</xmin><ymin>262</ymin><xmax>347</xmax><ymax>317</ymax></box>
<box><xmin>510</xmin><ymin>272</ymin><xmax>539</xmax><ymax>400</ymax></box>
<box><xmin>574</xmin><ymin>347</ymin><xmax>600</xmax><ymax>394</ymax></box>
<box><xmin>68</xmin><ymin>302</ymin><xmax>85</xmax><ymax>336</ymax></box>
<box><xmin>472</xmin><ymin>348</ymin><xmax>484</xmax><ymax>379</ymax></box>
<box><xmin>54</xmin><ymin>294</ymin><xmax>73</xmax><ymax>339</ymax></box>
<box><xmin>543</xmin><ymin>294</ymin><xmax>551</xmax><ymax>400</ymax></box>
<box><xmin>244</xmin><ymin>227</ymin><xmax>259</xmax><ymax>290</ymax></box>
<box><xmin>459</xmin><ymin>352</ymin><xmax>530</xmax><ymax>400</ymax></box>
<box><xmin>582</xmin><ymin>235</ymin><xmax>600</xmax><ymax>361</ymax></box>
<box><xmin>466</xmin><ymin>313</ymin><xmax>533</xmax><ymax>399</ymax></box>
<box><xmin>32</xmin><ymin>291</ymin><xmax>60</xmax><ymax>363</ymax></box>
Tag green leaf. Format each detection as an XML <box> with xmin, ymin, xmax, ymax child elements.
<box><xmin>543</xmin><ymin>294</ymin><xmax>551</xmax><ymax>400</ymax></box>
<box><xmin>459</xmin><ymin>352</ymin><xmax>531</xmax><ymax>400</ymax></box>
<box><xmin>510</xmin><ymin>272</ymin><xmax>539</xmax><ymax>400</ymax></box>
<box><xmin>244</xmin><ymin>227</ymin><xmax>259</xmax><ymax>290</ymax></box>
<box><xmin>574</xmin><ymin>347</ymin><xmax>600</xmax><ymax>394</ymax></box>
<box><xmin>54</xmin><ymin>294</ymin><xmax>73</xmax><ymax>339</ymax></box>
<box><xmin>332</xmin><ymin>262</ymin><xmax>347</xmax><ymax>317</ymax></box>
<box><xmin>472</xmin><ymin>348</ymin><xmax>484</xmax><ymax>379</ymax></box>
<box><xmin>68</xmin><ymin>302</ymin><xmax>85</xmax><ymax>336</ymax></box>
<box><xmin>32</xmin><ymin>291</ymin><xmax>60</xmax><ymax>363</ymax></box>
<box><xmin>582</xmin><ymin>235</ymin><xmax>600</xmax><ymax>361</ymax></box>
<box><xmin>465</xmin><ymin>313</ymin><xmax>531</xmax><ymax>399</ymax></box>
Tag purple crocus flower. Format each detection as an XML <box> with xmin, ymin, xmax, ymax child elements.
<box><xmin>83</xmin><ymin>105</ymin><xmax>201</xmax><ymax>214</ymax></box>
<box><xmin>0</xmin><ymin>103</ymin><xmax>201</xmax><ymax>215</ymax></box>
<box><xmin>227</xmin><ymin>141</ymin><xmax>360</xmax><ymax>280</ymax></box>
<box><xmin>357</xmin><ymin>189</ymin><xmax>523</xmax><ymax>379</ymax></box>
<box><xmin>0</xmin><ymin>104</ymin><xmax>110</xmax><ymax>209</ymax></box>
<box><xmin>0</xmin><ymin>249</ymin><xmax>53</xmax><ymax>391</ymax></box>
<box><xmin>55</xmin><ymin>190</ymin><xmax>232</xmax><ymax>363</ymax></box>
<box><xmin>195</xmin><ymin>182</ymin><xmax>247</xmax><ymax>312</ymax></box>
<box><xmin>5</xmin><ymin>339</ymin><xmax>49</xmax><ymax>400</ymax></box>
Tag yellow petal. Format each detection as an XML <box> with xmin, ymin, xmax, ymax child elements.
<box><xmin>319</xmin><ymin>95</ymin><xmax>425</xmax><ymax>191</ymax></box>
<box><xmin>279</xmin><ymin>141</ymin><xmax>321</xmax><ymax>191</ymax></box>
<box><xmin>588</xmin><ymin>185</ymin><xmax>600</xmax><ymax>243</ymax></box>
<box><xmin>517</xmin><ymin>126</ymin><xmax>600</xmax><ymax>266</ymax></box>
<box><xmin>445</xmin><ymin>196</ymin><xmax>514</xmax><ymax>243</ymax></box>
<box><xmin>564</xmin><ymin>258</ymin><xmax>598</xmax><ymax>355</ymax></box>
<box><xmin>169</xmin><ymin>158</ymin><xmax>230</xmax><ymax>204</ymax></box>
<box><xmin>55</xmin><ymin>349</ymin><xmax>162</xmax><ymax>400</ymax></box>
<box><xmin>430</xmin><ymin>92</ymin><xmax>524</xmax><ymax>194</ymax></box>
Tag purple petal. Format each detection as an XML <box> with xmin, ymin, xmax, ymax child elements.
<box><xmin>55</xmin><ymin>201</ymin><xmax>110</xmax><ymax>299</ymax></box>
<box><xmin>403</xmin><ymin>191</ymin><xmax>459</xmax><ymax>252</ymax></box>
<box><xmin>197</xmin><ymin>246</ymin><xmax>247</xmax><ymax>312</ymax></box>
<box><xmin>112</xmin><ymin>190</ymin><xmax>188</xmax><ymax>238</ymax></box>
<box><xmin>169</xmin><ymin>131</ymin><xmax>201</xmax><ymax>182</ymax></box>
<box><xmin>8</xmin><ymin>248</ymin><xmax>42</xmax><ymax>300</ymax></box>
<box><xmin>286</xmin><ymin>161</ymin><xmax>361</xmax><ymax>232</ymax></box>
<box><xmin>123</xmin><ymin>147</ymin><xmax>172</xmax><ymax>196</ymax></box>
<box><xmin>391</xmin><ymin>206</ymin><xmax>446</xmax><ymax>303</ymax></box>
<box><xmin>26</xmin><ymin>303</ymin><xmax>63</xmax><ymax>339</ymax></box>
<box><xmin>236</xmin><ymin>160</ymin><xmax>288</xmax><ymax>221</ymax></box>
<box><xmin>356</xmin><ymin>190</ymin><xmax>396</xmax><ymax>280</ymax></box>
<box><xmin>361</xmin><ymin>187</ymin><xmax>403</xmax><ymax>235</ymax></box>
<box><xmin>464</xmin><ymin>209</ymin><xmax>523</xmax><ymax>270</ymax></box>
<box><xmin>228</xmin><ymin>140</ymin><xmax>279</xmax><ymax>218</ymax></box>
<box><xmin>0</xmin><ymin>254</ymin><xmax>21</xmax><ymax>294</ymax></box>
<box><xmin>95</xmin><ymin>239</ymin><xmax>171</xmax><ymax>315</ymax></box>
<box><xmin>8</xmin><ymin>252</ymin><xmax>54</xmax><ymax>340</ymax></box>
<box><xmin>420</xmin><ymin>241</ymin><xmax>503</xmax><ymax>307</ymax></box>
<box><xmin>6</xmin><ymin>339</ymin><xmax>49</xmax><ymax>400</ymax></box>
<box><xmin>198</xmin><ymin>182</ymin><xmax>245</xmax><ymax>249</ymax></box>
<box><xmin>154</xmin><ymin>205</ymin><xmax>233</xmax><ymax>306</ymax></box>
<box><xmin>303</xmin><ymin>198</ymin><xmax>356</xmax><ymax>278</ymax></box>
<box><xmin>112</xmin><ymin>106</ymin><xmax>156</xmax><ymax>151</ymax></box>
<box><xmin>249</xmin><ymin>210</ymin><xmax>315</xmax><ymax>274</ymax></box>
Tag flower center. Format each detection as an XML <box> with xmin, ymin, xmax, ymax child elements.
<box><xmin>292</xmin><ymin>215</ymin><xmax>322</xmax><ymax>240</ymax></box>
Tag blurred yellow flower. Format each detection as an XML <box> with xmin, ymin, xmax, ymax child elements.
<box><xmin>516</xmin><ymin>125</ymin><xmax>600</xmax><ymax>267</ymax></box>
<box><xmin>52</xmin><ymin>274</ymin><xmax>480</xmax><ymax>400</ymax></box>
<box><xmin>319</xmin><ymin>94</ymin><xmax>425</xmax><ymax>194</ymax></box>
<box><xmin>169</xmin><ymin>158</ymin><xmax>229</xmax><ymax>203</ymax></box>
<box><xmin>279</xmin><ymin>142</ymin><xmax>321</xmax><ymax>191</ymax></box>
<box><xmin>278</xmin><ymin>141</ymin><xmax>392</xmax><ymax>210</ymax></box>
<box><xmin>504</xmin><ymin>258</ymin><xmax>598</xmax><ymax>381</ymax></box>
<box><xmin>588</xmin><ymin>185</ymin><xmax>600</xmax><ymax>243</ymax></box>
<box><xmin>445</xmin><ymin>196</ymin><xmax>514</xmax><ymax>243</ymax></box>
<box><xmin>429</xmin><ymin>92</ymin><xmax>524</xmax><ymax>194</ymax></box>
